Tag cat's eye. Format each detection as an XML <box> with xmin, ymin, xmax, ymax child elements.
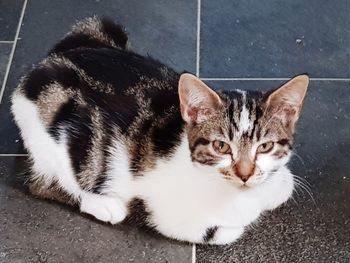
<box><xmin>257</xmin><ymin>142</ymin><xmax>275</xmax><ymax>154</ymax></box>
<box><xmin>213</xmin><ymin>140</ymin><xmax>231</xmax><ymax>154</ymax></box>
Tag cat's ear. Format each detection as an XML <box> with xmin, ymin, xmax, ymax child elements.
<box><xmin>265</xmin><ymin>74</ymin><xmax>309</xmax><ymax>128</ymax></box>
<box><xmin>179</xmin><ymin>73</ymin><xmax>222</xmax><ymax>123</ymax></box>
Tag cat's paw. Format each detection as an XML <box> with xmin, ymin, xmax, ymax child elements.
<box><xmin>208</xmin><ymin>227</ymin><xmax>244</xmax><ymax>245</ymax></box>
<box><xmin>80</xmin><ymin>193</ymin><xmax>127</xmax><ymax>224</ymax></box>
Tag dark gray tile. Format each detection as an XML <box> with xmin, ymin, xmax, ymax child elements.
<box><xmin>0</xmin><ymin>43</ymin><xmax>12</xmax><ymax>87</ymax></box>
<box><xmin>0</xmin><ymin>44</ymin><xmax>21</xmax><ymax>154</ymax></box>
<box><xmin>0</xmin><ymin>0</ymin><xmax>197</xmax><ymax>153</ymax></box>
<box><xmin>0</xmin><ymin>157</ymin><xmax>192</xmax><ymax>263</ymax></box>
<box><xmin>196</xmin><ymin>80</ymin><xmax>350</xmax><ymax>263</ymax></box>
<box><xmin>0</xmin><ymin>0</ymin><xmax>24</xmax><ymax>40</ymax></box>
<box><xmin>200</xmin><ymin>0</ymin><xmax>350</xmax><ymax>78</ymax></box>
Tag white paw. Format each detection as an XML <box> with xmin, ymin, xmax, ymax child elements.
<box><xmin>227</xmin><ymin>196</ymin><xmax>262</xmax><ymax>227</ymax></box>
<box><xmin>80</xmin><ymin>193</ymin><xmax>127</xmax><ymax>224</ymax></box>
<box><xmin>209</xmin><ymin>227</ymin><xmax>244</xmax><ymax>245</ymax></box>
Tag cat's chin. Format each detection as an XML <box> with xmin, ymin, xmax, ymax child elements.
<box><xmin>225</xmin><ymin>180</ymin><xmax>256</xmax><ymax>190</ymax></box>
<box><xmin>238</xmin><ymin>184</ymin><xmax>250</xmax><ymax>191</ymax></box>
<box><xmin>227</xmin><ymin>180</ymin><xmax>265</xmax><ymax>190</ymax></box>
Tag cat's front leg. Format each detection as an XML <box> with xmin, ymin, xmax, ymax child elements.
<box><xmin>205</xmin><ymin>226</ymin><xmax>244</xmax><ymax>245</ymax></box>
<box><xmin>80</xmin><ymin>192</ymin><xmax>127</xmax><ymax>224</ymax></box>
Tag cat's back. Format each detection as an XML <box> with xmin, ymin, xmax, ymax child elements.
<box><xmin>13</xmin><ymin>16</ymin><xmax>181</xmax><ymax>136</ymax></box>
<box><xmin>16</xmin><ymin>33</ymin><xmax>179</xmax><ymax>109</ymax></box>
<box><xmin>15</xmin><ymin>46</ymin><xmax>180</xmax><ymax>125</ymax></box>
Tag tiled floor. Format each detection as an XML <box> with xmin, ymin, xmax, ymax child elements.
<box><xmin>0</xmin><ymin>0</ymin><xmax>349</xmax><ymax>262</ymax></box>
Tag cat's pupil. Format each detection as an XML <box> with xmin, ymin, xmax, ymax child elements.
<box><xmin>219</xmin><ymin>142</ymin><xmax>224</xmax><ymax>149</ymax></box>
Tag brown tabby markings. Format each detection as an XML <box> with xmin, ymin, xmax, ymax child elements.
<box><xmin>36</xmin><ymin>83</ymin><xmax>74</xmax><ymax>126</ymax></box>
<box><xmin>76</xmin><ymin>108</ymin><xmax>106</xmax><ymax>191</ymax></box>
<box><xmin>29</xmin><ymin>179</ymin><xmax>74</xmax><ymax>205</ymax></box>
<box><xmin>186</xmin><ymin>102</ymin><xmax>229</xmax><ymax>165</ymax></box>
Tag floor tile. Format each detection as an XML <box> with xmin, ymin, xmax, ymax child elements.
<box><xmin>200</xmin><ymin>0</ymin><xmax>350</xmax><ymax>78</ymax></box>
<box><xmin>0</xmin><ymin>43</ymin><xmax>12</xmax><ymax>87</ymax></box>
<box><xmin>0</xmin><ymin>0</ymin><xmax>197</xmax><ymax>154</ymax></box>
<box><xmin>196</xmin><ymin>80</ymin><xmax>350</xmax><ymax>263</ymax></box>
<box><xmin>0</xmin><ymin>157</ymin><xmax>192</xmax><ymax>263</ymax></box>
<box><xmin>0</xmin><ymin>0</ymin><xmax>24</xmax><ymax>41</ymax></box>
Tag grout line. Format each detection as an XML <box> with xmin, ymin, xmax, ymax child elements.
<box><xmin>0</xmin><ymin>0</ymin><xmax>28</xmax><ymax>104</ymax></box>
<box><xmin>195</xmin><ymin>0</ymin><xmax>201</xmax><ymax>77</ymax></box>
<box><xmin>0</xmin><ymin>41</ymin><xmax>15</xmax><ymax>44</ymax></box>
<box><xmin>192</xmin><ymin>2</ymin><xmax>201</xmax><ymax>262</ymax></box>
<box><xmin>201</xmin><ymin>77</ymin><xmax>350</xmax><ymax>81</ymax></box>
<box><xmin>191</xmin><ymin>244</ymin><xmax>196</xmax><ymax>263</ymax></box>
<box><xmin>201</xmin><ymin>78</ymin><xmax>290</xmax><ymax>81</ymax></box>
<box><xmin>0</xmin><ymin>154</ymin><xmax>28</xmax><ymax>157</ymax></box>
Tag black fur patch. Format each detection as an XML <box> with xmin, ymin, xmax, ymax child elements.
<box><xmin>203</xmin><ymin>226</ymin><xmax>218</xmax><ymax>243</ymax></box>
<box><xmin>67</xmin><ymin>105</ymin><xmax>93</xmax><ymax>175</ymax></box>
<box><xmin>91</xmin><ymin>124</ymin><xmax>115</xmax><ymax>194</ymax></box>
<box><xmin>63</xmin><ymin>48</ymin><xmax>168</xmax><ymax>91</ymax></box>
<box><xmin>101</xmin><ymin>17</ymin><xmax>128</xmax><ymax>49</ymax></box>
<box><xmin>84</xmin><ymin>88</ymin><xmax>139</xmax><ymax>135</ymax></box>
<box><xmin>24</xmin><ymin>65</ymin><xmax>80</xmax><ymax>101</ymax></box>
<box><xmin>49</xmin><ymin>34</ymin><xmax>114</xmax><ymax>54</ymax></box>
<box><xmin>250</xmin><ymin>104</ymin><xmax>263</xmax><ymax>140</ymax></box>
<box><xmin>192</xmin><ymin>137</ymin><xmax>210</xmax><ymax>150</ymax></box>
<box><xmin>48</xmin><ymin>99</ymin><xmax>93</xmax><ymax>174</ymax></box>
<box><xmin>48</xmin><ymin>98</ymin><xmax>76</xmax><ymax>140</ymax></box>
<box><xmin>125</xmin><ymin>198</ymin><xmax>151</xmax><ymax>228</ymax></box>
<box><xmin>149</xmin><ymin>89</ymin><xmax>179</xmax><ymax>116</ymax></box>
<box><xmin>152</xmin><ymin>114</ymin><xmax>184</xmax><ymax>157</ymax></box>
<box><xmin>277</xmin><ymin>139</ymin><xmax>292</xmax><ymax>148</ymax></box>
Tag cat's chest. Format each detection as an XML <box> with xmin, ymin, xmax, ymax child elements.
<box><xmin>132</xmin><ymin>140</ymin><xmax>262</xmax><ymax>226</ymax></box>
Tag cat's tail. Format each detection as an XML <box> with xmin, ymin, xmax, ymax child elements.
<box><xmin>49</xmin><ymin>16</ymin><xmax>128</xmax><ymax>54</ymax></box>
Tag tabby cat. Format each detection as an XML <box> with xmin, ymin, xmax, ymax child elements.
<box><xmin>11</xmin><ymin>17</ymin><xmax>309</xmax><ymax>244</ymax></box>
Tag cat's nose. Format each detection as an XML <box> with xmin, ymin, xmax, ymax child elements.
<box><xmin>241</xmin><ymin>177</ymin><xmax>248</xmax><ymax>183</ymax></box>
<box><xmin>233</xmin><ymin>159</ymin><xmax>255</xmax><ymax>183</ymax></box>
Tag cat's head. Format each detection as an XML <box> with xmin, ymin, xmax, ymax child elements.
<box><xmin>178</xmin><ymin>73</ymin><xmax>309</xmax><ymax>188</ymax></box>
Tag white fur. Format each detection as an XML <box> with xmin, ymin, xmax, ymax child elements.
<box><xmin>101</xmin><ymin>139</ymin><xmax>135</xmax><ymax>201</ymax></box>
<box><xmin>210</xmin><ymin>227</ymin><xmax>244</xmax><ymax>245</ymax></box>
<box><xmin>12</xmin><ymin>92</ymin><xmax>294</xmax><ymax>244</ymax></box>
<box><xmin>236</xmin><ymin>90</ymin><xmax>253</xmax><ymax>134</ymax></box>
<box><xmin>80</xmin><ymin>192</ymin><xmax>127</xmax><ymax>224</ymax></box>
<box><xmin>256</xmin><ymin>151</ymin><xmax>291</xmax><ymax>172</ymax></box>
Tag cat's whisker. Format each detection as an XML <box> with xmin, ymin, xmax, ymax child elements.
<box><xmin>293</xmin><ymin>175</ymin><xmax>312</xmax><ymax>189</ymax></box>
<box><xmin>291</xmin><ymin>151</ymin><xmax>306</xmax><ymax>167</ymax></box>
<box><xmin>294</xmin><ymin>174</ymin><xmax>312</xmax><ymax>187</ymax></box>
<box><xmin>292</xmin><ymin>176</ymin><xmax>316</xmax><ymax>206</ymax></box>
<box><xmin>289</xmin><ymin>194</ymin><xmax>299</xmax><ymax>206</ymax></box>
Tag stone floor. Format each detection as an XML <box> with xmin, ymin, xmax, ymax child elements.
<box><xmin>0</xmin><ymin>0</ymin><xmax>349</xmax><ymax>262</ymax></box>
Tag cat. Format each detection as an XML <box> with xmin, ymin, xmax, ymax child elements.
<box><xmin>11</xmin><ymin>17</ymin><xmax>309</xmax><ymax>245</ymax></box>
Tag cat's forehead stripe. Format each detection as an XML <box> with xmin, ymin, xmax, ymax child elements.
<box><xmin>234</xmin><ymin>90</ymin><xmax>255</xmax><ymax>137</ymax></box>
